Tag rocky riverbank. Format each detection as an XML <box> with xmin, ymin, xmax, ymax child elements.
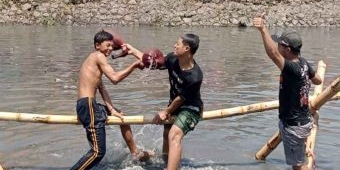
<box><xmin>1</xmin><ymin>0</ymin><xmax>340</xmax><ymax>27</ymax></box>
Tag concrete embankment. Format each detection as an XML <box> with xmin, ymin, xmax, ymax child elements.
<box><xmin>1</xmin><ymin>0</ymin><xmax>340</xmax><ymax>27</ymax></box>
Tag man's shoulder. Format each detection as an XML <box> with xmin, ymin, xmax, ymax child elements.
<box><xmin>165</xmin><ymin>52</ymin><xmax>177</xmax><ymax>65</ymax></box>
<box><xmin>88</xmin><ymin>51</ymin><xmax>105</xmax><ymax>59</ymax></box>
<box><xmin>166</xmin><ymin>52</ymin><xmax>176</xmax><ymax>61</ymax></box>
<box><xmin>87</xmin><ymin>51</ymin><xmax>107</xmax><ymax>64</ymax></box>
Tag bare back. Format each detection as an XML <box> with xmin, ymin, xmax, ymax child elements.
<box><xmin>78</xmin><ymin>51</ymin><xmax>105</xmax><ymax>99</ymax></box>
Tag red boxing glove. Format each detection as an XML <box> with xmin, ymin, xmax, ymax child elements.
<box><xmin>106</xmin><ymin>29</ymin><xmax>128</xmax><ymax>59</ymax></box>
<box><xmin>142</xmin><ymin>48</ymin><xmax>165</xmax><ymax>69</ymax></box>
<box><xmin>112</xmin><ymin>34</ymin><xmax>124</xmax><ymax>51</ymax></box>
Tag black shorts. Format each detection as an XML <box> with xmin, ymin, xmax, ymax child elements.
<box><xmin>76</xmin><ymin>97</ymin><xmax>108</xmax><ymax>128</ymax></box>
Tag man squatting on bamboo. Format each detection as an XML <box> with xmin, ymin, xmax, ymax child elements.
<box><xmin>253</xmin><ymin>13</ymin><xmax>322</xmax><ymax>170</ymax></box>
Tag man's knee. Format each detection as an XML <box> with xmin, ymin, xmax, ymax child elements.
<box><xmin>94</xmin><ymin>145</ymin><xmax>106</xmax><ymax>160</ymax></box>
<box><xmin>98</xmin><ymin>149</ymin><xmax>106</xmax><ymax>158</ymax></box>
<box><xmin>93</xmin><ymin>149</ymin><xmax>106</xmax><ymax>162</ymax></box>
<box><xmin>168</xmin><ymin>126</ymin><xmax>183</xmax><ymax>144</ymax></box>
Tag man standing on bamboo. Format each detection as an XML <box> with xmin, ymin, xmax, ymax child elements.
<box><xmin>253</xmin><ymin>14</ymin><xmax>322</xmax><ymax>170</ymax></box>
<box><xmin>71</xmin><ymin>30</ymin><xmax>145</xmax><ymax>170</ymax></box>
<box><xmin>153</xmin><ymin>34</ymin><xmax>203</xmax><ymax>170</ymax></box>
<box><xmin>124</xmin><ymin>33</ymin><xmax>203</xmax><ymax>170</ymax></box>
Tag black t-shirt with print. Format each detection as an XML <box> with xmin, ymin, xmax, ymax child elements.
<box><xmin>279</xmin><ymin>57</ymin><xmax>316</xmax><ymax>123</ymax></box>
<box><xmin>165</xmin><ymin>52</ymin><xmax>203</xmax><ymax>113</ymax></box>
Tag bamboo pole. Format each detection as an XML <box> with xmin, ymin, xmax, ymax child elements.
<box><xmin>0</xmin><ymin>100</ymin><xmax>277</xmax><ymax>125</ymax></box>
<box><xmin>307</xmin><ymin>76</ymin><xmax>340</xmax><ymax>169</ymax></box>
<box><xmin>254</xmin><ymin>60</ymin><xmax>326</xmax><ymax>160</ymax></box>
<box><xmin>0</xmin><ymin>93</ymin><xmax>339</xmax><ymax>125</ymax></box>
<box><xmin>255</xmin><ymin>77</ymin><xmax>340</xmax><ymax>161</ymax></box>
<box><xmin>255</xmin><ymin>131</ymin><xmax>281</xmax><ymax>160</ymax></box>
<box><xmin>310</xmin><ymin>61</ymin><xmax>327</xmax><ymax>125</ymax></box>
<box><xmin>305</xmin><ymin>61</ymin><xmax>326</xmax><ymax>168</ymax></box>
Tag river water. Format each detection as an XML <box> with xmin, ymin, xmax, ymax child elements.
<box><xmin>0</xmin><ymin>25</ymin><xmax>339</xmax><ymax>170</ymax></box>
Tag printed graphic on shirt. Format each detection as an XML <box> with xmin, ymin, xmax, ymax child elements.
<box><xmin>299</xmin><ymin>64</ymin><xmax>311</xmax><ymax>106</ymax></box>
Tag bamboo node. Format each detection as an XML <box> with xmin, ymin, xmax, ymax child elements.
<box><xmin>331</xmin><ymin>81</ymin><xmax>340</xmax><ymax>92</ymax></box>
<box><xmin>266</xmin><ymin>142</ymin><xmax>274</xmax><ymax>150</ymax></box>
<box><xmin>33</xmin><ymin>116</ymin><xmax>48</xmax><ymax>123</ymax></box>
<box><xmin>310</xmin><ymin>103</ymin><xmax>318</xmax><ymax>111</ymax></box>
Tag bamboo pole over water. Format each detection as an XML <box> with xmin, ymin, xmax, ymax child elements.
<box><xmin>256</xmin><ymin>77</ymin><xmax>340</xmax><ymax>162</ymax></box>
<box><xmin>255</xmin><ymin>77</ymin><xmax>340</xmax><ymax>161</ymax></box>
<box><xmin>307</xmin><ymin>76</ymin><xmax>340</xmax><ymax>169</ymax></box>
<box><xmin>306</xmin><ymin>61</ymin><xmax>326</xmax><ymax>168</ymax></box>
<box><xmin>0</xmin><ymin>93</ymin><xmax>340</xmax><ymax>125</ymax></box>
<box><xmin>254</xmin><ymin>60</ymin><xmax>326</xmax><ymax>160</ymax></box>
<box><xmin>254</xmin><ymin>131</ymin><xmax>281</xmax><ymax>160</ymax></box>
<box><xmin>0</xmin><ymin>93</ymin><xmax>339</xmax><ymax>125</ymax></box>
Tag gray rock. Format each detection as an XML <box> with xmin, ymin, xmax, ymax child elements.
<box><xmin>22</xmin><ymin>3</ymin><xmax>32</xmax><ymax>11</ymax></box>
<box><xmin>230</xmin><ymin>18</ymin><xmax>239</xmax><ymax>25</ymax></box>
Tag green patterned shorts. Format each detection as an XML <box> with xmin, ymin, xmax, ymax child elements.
<box><xmin>174</xmin><ymin>109</ymin><xmax>202</xmax><ymax>135</ymax></box>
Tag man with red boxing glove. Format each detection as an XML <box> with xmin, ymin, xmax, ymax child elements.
<box><xmin>125</xmin><ymin>33</ymin><xmax>203</xmax><ymax>170</ymax></box>
<box><xmin>71</xmin><ymin>30</ymin><xmax>151</xmax><ymax>170</ymax></box>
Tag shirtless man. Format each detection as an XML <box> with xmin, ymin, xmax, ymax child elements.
<box><xmin>71</xmin><ymin>30</ymin><xmax>146</xmax><ymax>170</ymax></box>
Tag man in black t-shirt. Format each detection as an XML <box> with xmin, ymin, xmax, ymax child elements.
<box><xmin>125</xmin><ymin>34</ymin><xmax>203</xmax><ymax>170</ymax></box>
<box><xmin>254</xmin><ymin>14</ymin><xmax>322</xmax><ymax>170</ymax></box>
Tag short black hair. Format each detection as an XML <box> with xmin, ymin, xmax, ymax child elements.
<box><xmin>181</xmin><ymin>33</ymin><xmax>200</xmax><ymax>55</ymax></box>
<box><xmin>94</xmin><ymin>30</ymin><xmax>113</xmax><ymax>47</ymax></box>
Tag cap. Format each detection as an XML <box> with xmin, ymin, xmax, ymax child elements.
<box><xmin>271</xmin><ymin>29</ymin><xmax>302</xmax><ymax>52</ymax></box>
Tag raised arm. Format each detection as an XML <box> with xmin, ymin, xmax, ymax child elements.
<box><xmin>122</xmin><ymin>43</ymin><xmax>144</xmax><ymax>60</ymax></box>
<box><xmin>253</xmin><ymin>14</ymin><xmax>285</xmax><ymax>70</ymax></box>
<box><xmin>97</xmin><ymin>53</ymin><xmax>141</xmax><ymax>85</ymax></box>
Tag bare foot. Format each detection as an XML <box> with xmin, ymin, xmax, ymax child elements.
<box><xmin>133</xmin><ymin>150</ymin><xmax>155</xmax><ymax>162</ymax></box>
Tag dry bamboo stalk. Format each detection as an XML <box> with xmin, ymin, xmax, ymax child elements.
<box><xmin>332</xmin><ymin>92</ymin><xmax>340</xmax><ymax>100</ymax></box>
<box><xmin>0</xmin><ymin>164</ymin><xmax>3</xmax><ymax>170</ymax></box>
<box><xmin>255</xmin><ymin>77</ymin><xmax>340</xmax><ymax>161</ymax></box>
<box><xmin>0</xmin><ymin>100</ymin><xmax>281</xmax><ymax>124</ymax></box>
<box><xmin>305</xmin><ymin>60</ymin><xmax>326</xmax><ymax>168</ymax></box>
<box><xmin>255</xmin><ymin>131</ymin><xmax>281</xmax><ymax>160</ymax></box>
<box><xmin>202</xmin><ymin>100</ymin><xmax>278</xmax><ymax>120</ymax></box>
<box><xmin>312</xmin><ymin>61</ymin><xmax>327</xmax><ymax>97</ymax></box>
<box><xmin>0</xmin><ymin>100</ymin><xmax>278</xmax><ymax>125</ymax></box>
<box><xmin>310</xmin><ymin>76</ymin><xmax>340</xmax><ymax>111</ymax></box>
<box><xmin>307</xmin><ymin>76</ymin><xmax>340</xmax><ymax>169</ymax></box>
<box><xmin>255</xmin><ymin>61</ymin><xmax>326</xmax><ymax>160</ymax></box>
<box><xmin>0</xmin><ymin>93</ymin><xmax>339</xmax><ymax>125</ymax></box>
